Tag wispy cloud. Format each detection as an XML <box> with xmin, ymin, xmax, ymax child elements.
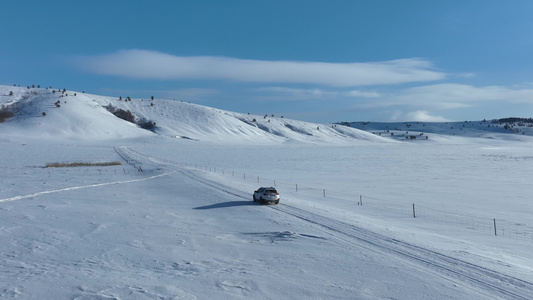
<box><xmin>392</xmin><ymin>83</ymin><xmax>533</xmax><ymax>108</ymax></box>
<box><xmin>344</xmin><ymin>90</ymin><xmax>381</xmax><ymax>98</ymax></box>
<box><xmin>403</xmin><ymin>110</ymin><xmax>452</xmax><ymax>122</ymax></box>
<box><xmin>255</xmin><ymin>87</ymin><xmax>380</xmax><ymax>101</ymax></box>
<box><xmin>334</xmin><ymin>83</ymin><xmax>533</xmax><ymax>121</ymax></box>
<box><xmin>388</xmin><ymin>110</ymin><xmax>451</xmax><ymax>122</ymax></box>
<box><xmin>350</xmin><ymin>83</ymin><xmax>533</xmax><ymax>112</ymax></box>
<box><xmin>255</xmin><ymin>87</ymin><xmax>337</xmax><ymax>101</ymax></box>
<box><xmin>73</xmin><ymin>49</ymin><xmax>446</xmax><ymax>87</ymax></box>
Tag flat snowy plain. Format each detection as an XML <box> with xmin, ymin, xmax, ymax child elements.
<box><xmin>1</xmin><ymin>86</ymin><xmax>532</xmax><ymax>299</ymax></box>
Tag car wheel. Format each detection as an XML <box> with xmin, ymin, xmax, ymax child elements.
<box><xmin>260</xmin><ymin>197</ymin><xmax>265</xmax><ymax>205</ymax></box>
<box><xmin>253</xmin><ymin>195</ymin><xmax>256</xmax><ymax>202</ymax></box>
<box><xmin>275</xmin><ymin>200</ymin><xmax>279</xmax><ymax>204</ymax></box>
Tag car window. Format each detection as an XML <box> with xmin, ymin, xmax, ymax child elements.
<box><xmin>265</xmin><ymin>189</ymin><xmax>277</xmax><ymax>193</ymax></box>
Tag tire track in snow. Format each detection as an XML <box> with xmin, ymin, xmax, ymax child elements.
<box><xmin>270</xmin><ymin>203</ymin><xmax>533</xmax><ymax>300</ymax></box>
<box><xmin>0</xmin><ymin>172</ymin><xmax>172</xmax><ymax>203</ymax></box>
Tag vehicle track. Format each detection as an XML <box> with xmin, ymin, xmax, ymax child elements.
<box><xmin>270</xmin><ymin>203</ymin><xmax>533</xmax><ymax>300</ymax></box>
<box><xmin>120</xmin><ymin>146</ymin><xmax>533</xmax><ymax>300</ymax></box>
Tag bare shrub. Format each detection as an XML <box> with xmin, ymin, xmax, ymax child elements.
<box><xmin>0</xmin><ymin>108</ymin><xmax>14</xmax><ymax>123</ymax></box>
<box><xmin>138</xmin><ymin>118</ymin><xmax>157</xmax><ymax>131</ymax></box>
<box><xmin>105</xmin><ymin>105</ymin><xmax>135</xmax><ymax>122</ymax></box>
<box><xmin>104</xmin><ymin>105</ymin><xmax>156</xmax><ymax>130</ymax></box>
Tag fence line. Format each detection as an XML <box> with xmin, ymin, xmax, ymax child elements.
<box><xmin>188</xmin><ymin>162</ymin><xmax>533</xmax><ymax>241</ymax></box>
<box><xmin>123</xmin><ymin>149</ymin><xmax>533</xmax><ymax>241</ymax></box>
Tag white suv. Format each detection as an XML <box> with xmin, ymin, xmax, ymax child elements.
<box><xmin>253</xmin><ymin>187</ymin><xmax>280</xmax><ymax>205</ymax></box>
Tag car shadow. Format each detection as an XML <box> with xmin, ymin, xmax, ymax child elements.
<box><xmin>193</xmin><ymin>201</ymin><xmax>256</xmax><ymax>210</ymax></box>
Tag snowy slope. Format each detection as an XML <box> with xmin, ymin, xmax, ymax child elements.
<box><xmin>0</xmin><ymin>87</ymin><xmax>152</xmax><ymax>141</ymax></box>
<box><xmin>0</xmin><ymin>85</ymin><xmax>385</xmax><ymax>144</ymax></box>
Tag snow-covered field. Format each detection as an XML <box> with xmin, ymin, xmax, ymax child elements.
<box><xmin>1</xmin><ymin>85</ymin><xmax>532</xmax><ymax>299</ymax></box>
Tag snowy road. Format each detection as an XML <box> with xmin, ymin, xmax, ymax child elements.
<box><xmin>119</xmin><ymin>146</ymin><xmax>533</xmax><ymax>299</ymax></box>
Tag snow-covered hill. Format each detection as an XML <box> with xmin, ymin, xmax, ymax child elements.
<box><xmin>4</xmin><ymin>84</ymin><xmax>533</xmax><ymax>144</ymax></box>
<box><xmin>0</xmin><ymin>85</ymin><xmax>384</xmax><ymax>144</ymax></box>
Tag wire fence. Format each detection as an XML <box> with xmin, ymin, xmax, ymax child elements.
<box><xmin>177</xmin><ymin>161</ymin><xmax>533</xmax><ymax>241</ymax></box>
<box><xmin>122</xmin><ymin>148</ymin><xmax>533</xmax><ymax>242</ymax></box>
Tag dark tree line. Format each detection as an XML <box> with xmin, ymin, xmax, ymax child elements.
<box><xmin>493</xmin><ymin>117</ymin><xmax>533</xmax><ymax>124</ymax></box>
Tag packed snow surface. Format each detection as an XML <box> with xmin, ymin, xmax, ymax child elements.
<box><xmin>1</xmin><ymin>85</ymin><xmax>533</xmax><ymax>299</ymax></box>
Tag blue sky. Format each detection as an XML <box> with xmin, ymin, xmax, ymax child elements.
<box><xmin>2</xmin><ymin>1</ymin><xmax>533</xmax><ymax>123</ymax></box>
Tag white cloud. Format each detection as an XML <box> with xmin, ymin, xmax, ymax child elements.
<box><xmin>254</xmin><ymin>83</ymin><xmax>533</xmax><ymax>119</ymax></box>
<box><xmin>255</xmin><ymin>87</ymin><xmax>338</xmax><ymax>101</ymax></box>
<box><xmin>388</xmin><ymin>110</ymin><xmax>451</xmax><ymax>122</ymax></box>
<box><xmin>343</xmin><ymin>90</ymin><xmax>381</xmax><ymax>98</ymax></box>
<box><xmin>404</xmin><ymin>110</ymin><xmax>452</xmax><ymax>122</ymax></box>
<box><xmin>255</xmin><ymin>87</ymin><xmax>382</xmax><ymax>102</ymax></box>
<box><xmin>387</xmin><ymin>83</ymin><xmax>533</xmax><ymax>110</ymax></box>
<box><xmin>338</xmin><ymin>83</ymin><xmax>533</xmax><ymax>122</ymax></box>
<box><xmin>73</xmin><ymin>49</ymin><xmax>446</xmax><ymax>87</ymax></box>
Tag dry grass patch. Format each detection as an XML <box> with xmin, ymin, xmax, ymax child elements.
<box><xmin>46</xmin><ymin>161</ymin><xmax>122</xmax><ymax>168</ymax></box>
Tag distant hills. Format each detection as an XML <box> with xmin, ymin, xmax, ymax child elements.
<box><xmin>2</xmin><ymin>84</ymin><xmax>532</xmax><ymax>143</ymax></box>
<box><xmin>339</xmin><ymin>118</ymin><xmax>533</xmax><ymax>141</ymax></box>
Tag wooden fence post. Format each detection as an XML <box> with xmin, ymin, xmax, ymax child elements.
<box><xmin>494</xmin><ymin>219</ymin><xmax>497</xmax><ymax>236</ymax></box>
<box><xmin>412</xmin><ymin>203</ymin><xmax>416</xmax><ymax>218</ymax></box>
